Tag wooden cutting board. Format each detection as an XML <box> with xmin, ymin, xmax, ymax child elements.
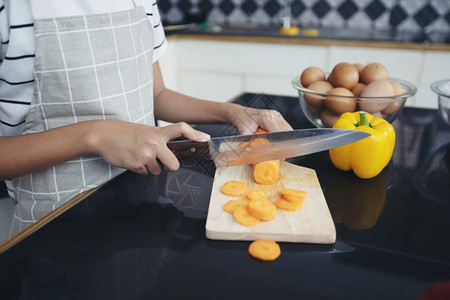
<box><xmin>205</xmin><ymin>161</ymin><xmax>336</xmax><ymax>244</ymax></box>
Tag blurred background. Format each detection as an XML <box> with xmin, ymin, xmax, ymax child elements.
<box><xmin>158</xmin><ymin>0</ymin><xmax>449</xmax><ymax>43</ymax></box>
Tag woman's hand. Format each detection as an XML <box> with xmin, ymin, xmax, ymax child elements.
<box><xmin>91</xmin><ymin>120</ymin><xmax>210</xmax><ymax>175</ymax></box>
<box><xmin>226</xmin><ymin>104</ymin><xmax>293</xmax><ymax>135</ymax></box>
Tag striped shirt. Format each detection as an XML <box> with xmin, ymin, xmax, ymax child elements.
<box><xmin>0</xmin><ymin>0</ymin><xmax>167</xmax><ymax>137</ymax></box>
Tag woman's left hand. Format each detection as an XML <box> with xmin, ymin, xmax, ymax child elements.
<box><xmin>228</xmin><ymin>105</ymin><xmax>293</xmax><ymax>135</ymax></box>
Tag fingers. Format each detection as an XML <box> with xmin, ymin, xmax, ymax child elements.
<box><xmin>234</xmin><ymin>108</ymin><xmax>293</xmax><ymax>135</ymax></box>
<box><xmin>161</xmin><ymin>122</ymin><xmax>210</xmax><ymax>142</ymax></box>
<box><xmin>259</xmin><ymin>110</ymin><xmax>293</xmax><ymax>132</ymax></box>
<box><xmin>150</xmin><ymin>122</ymin><xmax>210</xmax><ymax>174</ymax></box>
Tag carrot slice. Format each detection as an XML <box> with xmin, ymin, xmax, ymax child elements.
<box><xmin>281</xmin><ymin>188</ymin><xmax>307</xmax><ymax>199</ymax></box>
<box><xmin>248</xmin><ymin>240</ymin><xmax>281</xmax><ymax>261</ymax></box>
<box><xmin>233</xmin><ymin>205</ymin><xmax>260</xmax><ymax>226</ymax></box>
<box><xmin>275</xmin><ymin>198</ymin><xmax>303</xmax><ymax>211</ymax></box>
<box><xmin>249</xmin><ymin>128</ymin><xmax>280</xmax><ymax>185</ymax></box>
<box><xmin>246</xmin><ymin>189</ymin><xmax>269</xmax><ymax>201</ymax></box>
<box><xmin>248</xmin><ymin>199</ymin><xmax>276</xmax><ymax>221</ymax></box>
<box><xmin>223</xmin><ymin>199</ymin><xmax>249</xmax><ymax>214</ymax></box>
<box><xmin>253</xmin><ymin>160</ymin><xmax>280</xmax><ymax>185</ymax></box>
<box><xmin>281</xmin><ymin>194</ymin><xmax>303</xmax><ymax>203</ymax></box>
<box><xmin>221</xmin><ymin>180</ymin><xmax>248</xmax><ymax>197</ymax></box>
<box><xmin>250</xmin><ymin>128</ymin><xmax>270</xmax><ymax>147</ymax></box>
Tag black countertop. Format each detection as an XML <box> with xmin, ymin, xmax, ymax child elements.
<box><xmin>1</xmin><ymin>93</ymin><xmax>450</xmax><ymax>300</ymax></box>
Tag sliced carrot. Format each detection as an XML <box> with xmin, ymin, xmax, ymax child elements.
<box><xmin>253</xmin><ymin>160</ymin><xmax>280</xmax><ymax>185</ymax></box>
<box><xmin>281</xmin><ymin>188</ymin><xmax>307</xmax><ymax>199</ymax></box>
<box><xmin>248</xmin><ymin>199</ymin><xmax>277</xmax><ymax>221</ymax></box>
<box><xmin>223</xmin><ymin>198</ymin><xmax>249</xmax><ymax>214</ymax></box>
<box><xmin>233</xmin><ymin>205</ymin><xmax>260</xmax><ymax>226</ymax></box>
<box><xmin>275</xmin><ymin>198</ymin><xmax>303</xmax><ymax>211</ymax></box>
<box><xmin>281</xmin><ymin>194</ymin><xmax>303</xmax><ymax>203</ymax></box>
<box><xmin>250</xmin><ymin>128</ymin><xmax>270</xmax><ymax>147</ymax></box>
<box><xmin>248</xmin><ymin>240</ymin><xmax>281</xmax><ymax>261</ymax></box>
<box><xmin>246</xmin><ymin>128</ymin><xmax>281</xmax><ymax>185</ymax></box>
<box><xmin>246</xmin><ymin>188</ymin><xmax>269</xmax><ymax>201</ymax></box>
<box><xmin>221</xmin><ymin>180</ymin><xmax>248</xmax><ymax>197</ymax></box>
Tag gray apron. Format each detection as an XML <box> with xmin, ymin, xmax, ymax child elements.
<box><xmin>6</xmin><ymin>0</ymin><xmax>155</xmax><ymax>236</ymax></box>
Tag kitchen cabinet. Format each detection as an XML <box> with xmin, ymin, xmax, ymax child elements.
<box><xmin>159</xmin><ymin>37</ymin><xmax>449</xmax><ymax>109</ymax></box>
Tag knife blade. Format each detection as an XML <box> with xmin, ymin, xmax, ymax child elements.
<box><xmin>167</xmin><ymin>128</ymin><xmax>370</xmax><ymax>168</ymax></box>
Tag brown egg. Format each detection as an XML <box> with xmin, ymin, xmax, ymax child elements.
<box><xmin>359</xmin><ymin>80</ymin><xmax>394</xmax><ymax>113</ymax></box>
<box><xmin>304</xmin><ymin>81</ymin><xmax>334</xmax><ymax>107</ymax></box>
<box><xmin>351</xmin><ymin>83</ymin><xmax>366</xmax><ymax>97</ymax></box>
<box><xmin>382</xmin><ymin>98</ymin><xmax>404</xmax><ymax>115</ymax></box>
<box><xmin>371</xmin><ymin>111</ymin><xmax>384</xmax><ymax>119</ymax></box>
<box><xmin>325</xmin><ymin>87</ymin><xmax>356</xmax><ymax>115</ymax></box>
<box><xmin>320</xmin><ymin>109</ymin><xmax>341</xmax><ymax>128</ymax></box>
<box><xmin>353</xmin><ymin>63</ymin><xmax>365</xmax><ymax>74</ymax></box>
<box><xmin>381</xmin><ymin>81</ymin><xmax>406</xmax><ymax>115</ymax></box>
<box><xmin>391</xmin><ymin>81</ymin><xmax>405</xmax><ymax>96</ymax></box>
<box><xmin>308</xmin><ymin>104</ymin><xmax>324</xmax><ymax>118</ymax></box>
<box><xmin>360</xmin><ymin>63</ymin><xmax>389</xmax><ymax>84</ymax></box>
<box><xmin>329</xmin><ymin>62</ymin><xmax>359</xmax><ymax>90</ymax></box>
<box><xmin>301</xmin><ymin>66</ymin><xmax>326</xmax><ymax>87</ymax></box>
<box><xmin>326</xmin><ymin>72</ymin><xmax>335</xmax><ymax>85</ymax></box>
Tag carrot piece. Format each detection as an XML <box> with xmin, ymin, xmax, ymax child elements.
<box><xmin>281</xmin><ymin>188</ymin><xmax>307</xmax><ymax>199</ymax></box>
<box><xmin>248</xmin><ymin>240</ymin><xmax>281</xmax><ymax>261</ymax></box>
<box><xmin>223</xmin><ymin>199</ymin><xmax>249</xmax><ymax>214</ymax></box>
<box><xmin>233</xmin><ymin>205</ymin><xmax>260</xmax><ymax>226</ymax></box>
<box><xmin>253</xmin><ymin>160</ymin><xmax>280</xmax><ymax>185</ymax></box>
<box><xmin>250</xmin><ymin>128</ymin><xmax>270</xmax><ymax>147</ymax></box>
<box><xmin>275</xmin><ymin>198</ymin><xmax>303</xmax><ymax>211</ymax></box>
<box><xmin>246</xmin><ymin>189</ymin><xmax>269</xmax><ymax>201</ymax></box>
<box><xmin>281</xmin><ymin>194</ymin><xmax>303</xmax><ymax>203</ymax></box>
<box><xmin>221</xmin><ymin>180</ymin><xmax>248</xmax><ymax>197</ymax></box>
<box><xmin>248</xmin><ymin>199</ymin><xmax>277</xmax><ymax>221</ymax></box>
<box><xmin>250</xmin><ymin>128</ymin><xmax>280</xmax><ymax>185</ymax></box>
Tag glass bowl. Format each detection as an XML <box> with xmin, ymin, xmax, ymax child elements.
<box><xmin>431</xmin><ymin>79</ymin><xmax>450</xmax><ymax>127</ymax></box>
<box><xmin>291</xmin><ymin>76</ymin><xmax>417</xmax><ymax>128</ymax></box>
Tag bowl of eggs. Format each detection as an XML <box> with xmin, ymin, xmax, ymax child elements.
<box><xmin>292</xmin><ymin>62</ymin><xmax>417</xmax><ymax>128</ymax></box>
<box><xmin>431</xmin><ymin>79</ymin><xmax>450</xmax><ymax>127</ymax></box>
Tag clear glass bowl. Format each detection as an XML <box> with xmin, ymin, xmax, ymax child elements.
<box><xmin>431</xmin><ymin>79</ymin><xmax>450</xmax><ymax>127</ymax></box>
<box><xmin>291</xmin><ymin>76</ymin><xmax>417</xmax><ymax>128</ymax></box>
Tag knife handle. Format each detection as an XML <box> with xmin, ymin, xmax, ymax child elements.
<box><xmin>167</xmin><ymin>140</ymin><xmax>212</xmax><ymax>160</ymax></box>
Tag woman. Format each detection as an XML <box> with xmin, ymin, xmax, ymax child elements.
<box><xmin>0</xmin><ymin>0</ymin><xmax>292</xmax><ymax>234</ymax></box>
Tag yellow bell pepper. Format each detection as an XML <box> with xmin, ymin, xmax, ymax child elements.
<box><xmin>329</xmin><ymin>111</ymin><xmax>395</xmax><ymax>179</ymax></box>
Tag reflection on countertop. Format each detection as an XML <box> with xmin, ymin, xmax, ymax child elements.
<box><xmin>165</xmin><ymin>22</ymin><xmax>450</xmax><ymax>46</ymax></box>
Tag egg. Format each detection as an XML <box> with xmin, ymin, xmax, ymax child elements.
<box><xmin>359</xmin><ymin>80</ymin><xmax>394</xmax><ymax>113</ymax></box>
<box><xmin>351</xmin><ymin>83</ymin><xmax>367</xmax><ymax>97</ymax></box>
<box><xmin>320</xmin><ymin>109</ymin><xmax>340</xmax><ymax>128</ymax></box>
<box><xmin>360</xmin><ymin>63</ymin><xmax>389</xmax><ymax>84</ymax></box>
<box><xmin>353</xmin><ymin>63</ymin><xmax>365</xmax><ymax>74</ymax></box>
<box><xmin>329</xmin><ymin>62</ymin><xmax>359</xmax><ymax>90</ymax></box>
<box><xmin>391</xmin><ymin>81</ymin><xmax>405</xmax><ymax>96</ymax></box>
<box><xmin>325</xmin><ymin>87</ymin><xmax>356</xmax><ymax>115</ymax></box>
<box><xmin>381</xmin><ymin>81</ymin><xmax>406</xmax><ymax>115</ymax></box>
<box><xmin>308</xmin><ymin>103</ymin><xmax>323</xmax><ymax>118</ymax></box>
<box><xmin>304</xmin><ymin>81</ymin><xmax>333</xmax><ymax>107</ymax></box>
<box><xmin>301</xmin><ymin>66</ymin><xmax>326</xmax><ymax>87</ymax></box>
<box><xmin>371</xmin><ymin>111</ymin><xmax>384</xmax><ymax>119</ymax></box>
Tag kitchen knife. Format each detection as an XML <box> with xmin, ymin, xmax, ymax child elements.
<box><xmin>167</xmin><ymin>128</ymin><xmax>370</xmax><ymax>168</ymax></box>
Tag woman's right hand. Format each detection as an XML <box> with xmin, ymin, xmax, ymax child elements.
<box><xmin>90</xmin><ymin>120</ymin><xmax>210</xmax><ymax>176</ymax></box>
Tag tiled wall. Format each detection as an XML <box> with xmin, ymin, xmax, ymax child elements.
<box><xmin>159</xmin><ymin>0</ymin><xmax>450</xmax><ymax>33</ymax></box>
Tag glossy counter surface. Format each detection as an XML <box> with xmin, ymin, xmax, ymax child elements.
<box><xmin>166</xmin><ymin>24</ymin><xmax>450</xmax><ymax>50</ymax></box>
<box><xmin>1</xmin><ymin>93</ymin><xmax>449</xmax><ymax>299</ymax></box>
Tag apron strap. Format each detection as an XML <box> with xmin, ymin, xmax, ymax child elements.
<box><xmin>29</xmin><ymin>0</ymin><xmax>49</xmax><ymax>19</ymax></box>
<box><xmin>132</xmin><ymin>0</ymin><xmax>143</xmax><ymax>8</ymax></box>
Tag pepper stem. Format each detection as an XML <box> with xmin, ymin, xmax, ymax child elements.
<box><xmin>357</xmin><ymin>111</ymin><xmax>371</xmax><ymax>127</ymax></box>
